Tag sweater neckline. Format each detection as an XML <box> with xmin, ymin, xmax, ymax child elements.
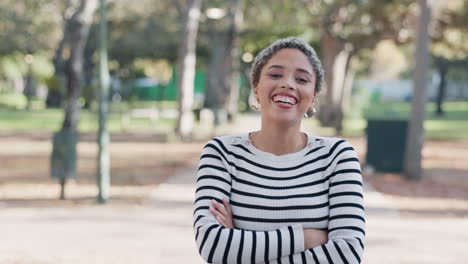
<box><xmin>240</xmin><ymin>132</ymin><xmax>316</xmax><ymax>162</ymax></box>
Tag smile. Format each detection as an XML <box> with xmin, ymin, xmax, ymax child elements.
<box><xmin>272</xmin><ymin>94</ymin><xmax>297</xmax><ymax>105</ymax></box>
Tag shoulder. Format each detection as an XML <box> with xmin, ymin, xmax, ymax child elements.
<box><xmin>313</xmin><ymin>136</ymin><xmax>358</xmax><ymax>159</ymax></box>
<box><xmin>204</xmin><ymin>134</ymin><xmax>246</xmax><ymax>147</ymax></box>
<box><xmin>202</xmin><ymin>134</ymin><xmax>248</xmax><ymax>155</ymax></box>
<box><xmin>314</xmin><ymin>136</ymin><xmax>355</xmax><ymax>149</ymax></box>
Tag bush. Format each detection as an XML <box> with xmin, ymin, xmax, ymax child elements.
<box><xmin>0</xmin><ymin>93</ymin><xmax>27</xmax><ymax>109</ymax></box>
<box><xmin>45</xmin><ymin>76</ymin><xmax>64</xmax><ymax>108</ymax></box>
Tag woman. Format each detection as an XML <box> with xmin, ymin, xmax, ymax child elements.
<box><xmin>193</xmin><ymin>37</ymin><xmax>365</xmax><ymax>263</ymax></box>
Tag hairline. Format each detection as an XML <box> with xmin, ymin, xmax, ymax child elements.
<box><xmin>250</xmin><ymin>37</ymin><xmax>324</xmax><ymax>94</ymax></box>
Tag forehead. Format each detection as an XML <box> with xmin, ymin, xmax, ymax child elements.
<box><xmin>264</xmin><ymin>48</ymin><xmax>313</xmax><ymax>72</ymax></box>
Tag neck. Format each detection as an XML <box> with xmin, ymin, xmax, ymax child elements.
<box><xmin>251</xmin><ymin>122</ymin><xmax>306</xmax><ymax>156</ymax></box>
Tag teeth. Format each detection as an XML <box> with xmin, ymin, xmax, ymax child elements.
<box><xmin>273</xmin><ymin>95</ymin><xmax>296</xmax><ymax>105</ymax></box>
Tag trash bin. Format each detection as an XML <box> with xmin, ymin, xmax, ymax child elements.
<box><xmin>365</xmin><ymin>119</ymin><xmax>408</xmax><ymax>173</ymax></box>
<box><xmin>51</xmin><ymin>129</ymin><xmax>79</xmax><ymax>179</ymax></box>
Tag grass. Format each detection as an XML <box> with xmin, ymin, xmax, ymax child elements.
<box><xmin>355</xmin><ymin>101</ymin><xmax>468</xmax><ymax>140</ymax></box>
<box><xmin>0</xmin><ymin>107</ymin><xmax>176</xmax><ymax>133</ymax></box>
<box><xmin>301</xmin><ymin>101</ymin><xmax>468</xmax><ymax>140</ymax></box>
<box><xmin>0</xmin><ymin>101</ymin><xmax>467</xmax><ymax>140</ymax></box>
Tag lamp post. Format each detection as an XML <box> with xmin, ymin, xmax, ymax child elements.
<box><xmin>97</xmin><ymin>0</ymin><xmax>110</xmax><ymax>203</ymax></box>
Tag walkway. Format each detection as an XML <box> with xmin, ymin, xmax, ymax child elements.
<box><xmin>2</xmin><ymin>165</ymin><xmax>468</xmax><ymax>263</ymax></box>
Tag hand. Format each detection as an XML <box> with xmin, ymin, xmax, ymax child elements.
<box><xmin>209</xmin><ymin>199</ymin><xmax>234</xmax><ymax>228</ymax></box>
<box><xmin>303</xmin><ymin>229</ymin><xmax>328</xmax><ymax>249</ymax></box>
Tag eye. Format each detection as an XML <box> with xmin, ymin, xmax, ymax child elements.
<box><xmin>296</xmin><ymin>77</ymin><xmax>309</xmax><ymax>83</ymax></box>
<box><xmin>268</xmin><ymin>74</ymin><xmax>282</xmax><ymax>78</ymax></box>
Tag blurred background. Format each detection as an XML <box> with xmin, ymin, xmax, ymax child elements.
<box><xmin>0</xmin><ymin>0</ymin><xmax>467</xmax><ymax>263</ymax></box>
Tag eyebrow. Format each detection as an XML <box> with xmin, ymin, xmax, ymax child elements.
<box><xmin>267</xmin><ymin>65</ymin><xmax>312</xmax><ymax>76</ymax></box>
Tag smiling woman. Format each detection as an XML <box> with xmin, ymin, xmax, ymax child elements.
<box><xmin>193</xmin><ymin>37</ymin><xmax>365</xmax><ymax>264</ymax></box>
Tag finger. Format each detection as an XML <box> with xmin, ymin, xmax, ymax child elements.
<box><xmin>209</xmin><ymin>206</ymin><xmax>220</xmax><ymax>218</ymax></box>
<box><xmin>210</xmin><ymin>207</ymin><xmax>228</xmax><ymax>227</ymax></box>
<box><xmin>211</xmin><ymin>200</ymin><xmax>229</xmax><ymax>217</ymax></box>
<box><xmin>216</xmin><ymin>212</ymin><xmax>228</xmax><ymax>224</ymax></box>
<box><xmin>209</xmin><ymin>206</ymin><xmax>228</xmax><ymax>223</ymax></box>
<box><xmin>222</xmin><ymin>199</ymin><xmax>232</xmax><ymax>215</ymax></box>
<box><xmin>216</xmin><ymin>216</ymin><xmax>228</xmax><ymax>227</ymax></box>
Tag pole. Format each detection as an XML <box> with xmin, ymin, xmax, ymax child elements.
<box><xmin>97</xmin><ymin>0</ymin><xmax>110</xmax><ymax>203</ymax></box>
<box><xmin>404</xmin><ymin>0</ymin><xmax>431</xmax><ymax>180</ymax></box>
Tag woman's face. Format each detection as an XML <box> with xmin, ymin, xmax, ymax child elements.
<box><xmin>254</xmin><ymin>48</ymin><xmax>316</xmax><ymax>126</ymax></box>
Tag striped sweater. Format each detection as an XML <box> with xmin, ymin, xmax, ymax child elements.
<box><xmin>193</xmin><ymin>133</ymin><xmax>365</xmax><ymax>264</ymax></box>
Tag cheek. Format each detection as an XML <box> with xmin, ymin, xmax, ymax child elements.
<box><xmin>301</xmin><ymin>88</ymin><xmax>315</xmax><ymax>101</ymax></box>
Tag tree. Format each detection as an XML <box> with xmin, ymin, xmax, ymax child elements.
<box><xmin>106</xmin><ymin>0</ymin><xmax>182</xmax><ymax>68</ymax></box>
<box><xmin>203</xmin><ymin>0</ymin><xmax>243</xmax><ymax>125</ymax></box>
<box><xmin>0</xmin><ymin>0</ymin><xmax>62</xmax><ymax>107</ymax></box>
<box><xmin>404</xmin><ymin>0</ymin><xmax>432</xmax><ymax>180</ymax></box>
<box><xmin>175</xmin><ymin>0</ymin><xmax>202</xmax><ymax>140</ymax></box>
<box><xmin>299</xmin><ymin>0</ymin><xmax>415</xmax><ymax>134</ymax></box>
<box><xmin>431</xmin><ymin>0</ymin><xmax>468</xmax><ymax>115</ymax></box>
<box><xmin>51</xmin><ymin>0</ymin><xmax>98</xmax><ymax>199</ymax></box>
<box><xmin>225</xmin><ymin>0</ymin><xmax>243</xmax><ymax>121</ymax></box>
<box><xmin>61</xmin><ymin>0</ymin><xmax>99</xmax><ymax>130</ymax></box>
<box><xmin>0</xmin><ymin>0</ymin><xmax>62</xmax><ymax>56</ymax></box>
<box><xmin>433</xmin><ymin>56</ymin><xmax>449</xmax><ymax>116</ymax></box>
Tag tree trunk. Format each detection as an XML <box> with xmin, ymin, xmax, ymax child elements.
<box><xmin>336</xmin><ymin>55</ymin><xmax>355</xmax><ymax>135</ymax></box>
<box><xmin>404</xmin><ymin>0</ymin><xmax>431</xmax><ymax>180</ymax></box>
<box><xmin>435</xmin><ymin>60</ymin><xmax>447</xmax><ymax>116</ymax></box>
<box><xmin>318</xmin><ymin>31</ymin><xmax>352</xmax><ymax>134</ymax></box>
<box><xmin>62</xmin><ymin>0</ymin><xmax>98</xmax><ymax>130</ymax></box>
<box><xmin>225</xmin><ymin>0</ymin><xmax>243</xmax><ymax>122</ymax></box>
<box><xmin>176</xmin><ymin>0</ymin><xmax>202</xmax><ymax>140</ymax></box>
<box><xmin>48</xmin><ymin>0</ymin><xmax>74</xmax><ymax>108</ymax></box>
<box><xmin>24</xmin><ymin>65</ymin><xmax>35</xmax><ymax>110</ymax></box>
<box><xmin>204</xmin><ymin>29</ymin><xmax>226</xmax><ymax>125</ymax></box>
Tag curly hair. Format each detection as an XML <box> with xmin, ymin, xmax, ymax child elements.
<box><xmin>250</xmin><ymin>37</ymin><xmax>324</xmax><ymax>94</ymax></box>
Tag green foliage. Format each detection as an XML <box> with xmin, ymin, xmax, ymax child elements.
<box><xmin>0</xmin><ymin>0</ymin><xmax>62</xmax><ymax>55</ymax></box>
<box><xmin>241</xmin><ymin>0</ymin><xmax>311</xmax><ymax>54</ymax></box>
<box><xmin>0</xmin><ymin>52</ymin><xmax>55</xmax><ymax>94</ymax></box>
<box><xmin>0</xmin><ymin>93</ymin><xmax>27</xmax><ymax>109</ymax></box>
<box><xmin>432</xmin><ymin>1</ymin><xmax>468</xmax><ymax>61</ymax></box>
<box><xmin>0</xmin><ymin>53</ymin><xmax>28</xmax><ymax>77</ymax></box>
<box><xmin>105</xmin><ymin>0</ymin><xmax>181</xmax><ymax>72</ymax></box>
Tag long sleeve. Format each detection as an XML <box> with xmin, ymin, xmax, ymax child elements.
<box><xmin>302</xmin><ymin>140</ymin><xmax>365</xmax><ymax>263</ymax></box>
<box><xmin>193</xmin><ymin>139</ymin><xmax>306</xmax><ymax>263</ymax></box>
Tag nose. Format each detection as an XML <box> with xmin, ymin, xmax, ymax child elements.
<box><xmin>280</xmin><ymin>76</ymin><xmax>296</xmax><ymax>90</ymax></box>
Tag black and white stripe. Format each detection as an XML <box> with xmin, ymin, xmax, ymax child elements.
<box><xmin>193</xmin><ymin>134</ymin><xmax>365</xmax><ymax>263</ymax></box>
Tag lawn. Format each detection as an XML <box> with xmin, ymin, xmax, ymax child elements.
<box><xmin>0</xmin><ymin>101</ymin><xmax>467</xmax><ymax>140</ymax></box>
<box><xmin>302</xmin><ymin>101</ymin><xmax>468</xmax><ymax>140</ymax></box>
<box><xmin>0</xmin><ymin>106</ymin><xmax>176</xmax><ymax>133</ymax></box>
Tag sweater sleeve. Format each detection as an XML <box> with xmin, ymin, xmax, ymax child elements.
<box><xmin>302</xmin><ymin>140</ymin><xmax>366</xmax><ymax>263</ymax></box>
<box><xmin>193</xmin><ymin>139</ymin><xmax>305</xmax><ymax>263</ymax></box>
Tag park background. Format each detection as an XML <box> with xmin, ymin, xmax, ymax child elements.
<box><xmin>0</xmin><ymin>0</ymin><xmax>467</xmax><ymax>263</ymax></box>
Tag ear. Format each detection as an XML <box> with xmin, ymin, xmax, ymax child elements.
<box><xmin>253</xmin><ymin>88</ymin><xmax>259</xmax><ymax>100</ymax></box>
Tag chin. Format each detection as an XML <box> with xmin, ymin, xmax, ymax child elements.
<box><xmin>263</xmin><ymin>111</ymin><xmax>301</xmax><ymax>126</ymax></box>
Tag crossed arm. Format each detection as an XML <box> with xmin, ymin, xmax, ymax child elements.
<box><xmin>209</xmin><ymin>199</ymin><xmax>328</xmax><ymax>250</ymax></box>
